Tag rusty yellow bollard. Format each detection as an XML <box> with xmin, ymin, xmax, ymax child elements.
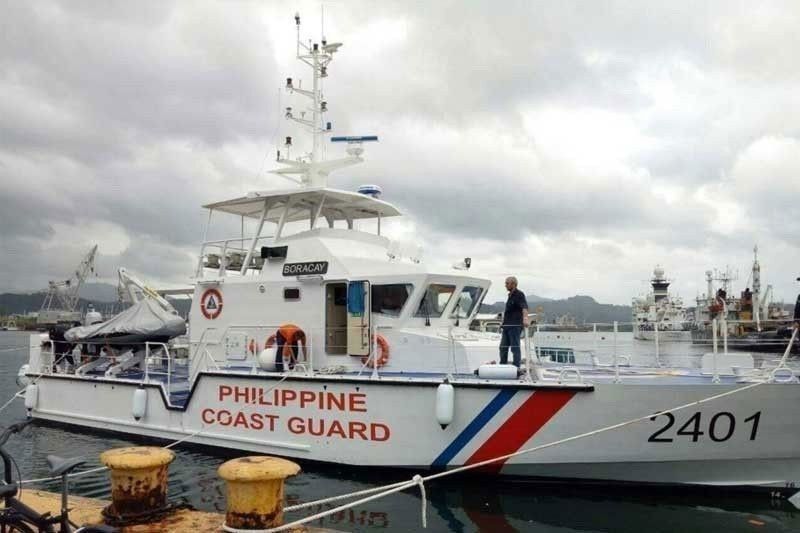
<box><xmin>218</xmin><ymin>456</ymin><xmax>301</xmax><ymax>530</ymax></box>
<box><xmin>100</xmin><ymin>446</ymin><xmax>175</xmax><ymax>520</ymax></box>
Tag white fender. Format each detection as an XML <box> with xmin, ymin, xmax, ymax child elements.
<box><xmin>478</xmin><ymin>364</ymin><xmax>518</xmax><ymax>380</ymax></box>
<box><xmin>24</xmin><ymin>383</ymin><xmax>38</xmax><ymax>411</ymax></box>
<box><xmin>258</xmin><ymin>346</ymin><xmax>278</xmax><ymax>371</ymax></box>
<box><xmin>16</xmin><ymin>364</ymin><xmax>30</xmax><ymax>388</ymax></box>
<box><xmin>132</xmin><ymin>387</ymin><xmax>147</xmax><ymax>421</ymax></box>
<box><xmin>435</xmin><ymin>381</ymin><xmax>455</xmax><ymax>429</ymax></box>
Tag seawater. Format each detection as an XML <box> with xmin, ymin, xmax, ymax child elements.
<box><xmin>1</xmin><ymin>331</ymin><xmax>799</xmax><ymax>532</ymax></box>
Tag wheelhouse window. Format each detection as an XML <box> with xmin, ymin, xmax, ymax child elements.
<box><xmin>415</xmin><ymin>284</ymin><xmax>456</xmax><ymax>318</ymax></box>
<box><xmin>450</xmin><ymin>286</ymin><xmax>483</xmax><ymax>318</ymax></box>
<box><xmin>371</xmin><ymin>284</ymin><xmax>414</xmax><ymax>316</ymax></box>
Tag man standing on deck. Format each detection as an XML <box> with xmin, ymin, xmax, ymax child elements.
<box><xmin>500</xmin><ymin>276</ymin><xmax>529</xmax><ymax>368</ymax></box>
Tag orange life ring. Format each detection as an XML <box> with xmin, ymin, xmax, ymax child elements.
<box><xmin>362</xmin><ymin>334</ymin><xmax>390</xmax><ymax>368</ymax></box>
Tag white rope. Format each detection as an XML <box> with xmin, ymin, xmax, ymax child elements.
<box><xmin>0</xmin><ymin>389</ymin><xmax>25</xmax><ymax>414</ymax></box>
<box><xmin>0</xmin><ymin>352</ymin><xmax>75</xmax><ymax>417</ymax></box>
<box><xmin>17</xmin><ymin>425</ymin><xmax>209</xmax><ymax>486</ymax></box>
<box><xmin>222</xmin><ymin>476</ymin><xmax>423</xmax><ymax>533</ymax></box>
<box><xmin>226</xmin><ymin>379</ymin><xmax>769</xmax><ymax>532</ymax></box>
<box><xmin>283</xmin><ymin>479</ymin><xmax>411</xmax><ymax>511</ymax></box>
<box><xmin>775</xmin><ymin>327</ymin><xmax>798</xmax><ymax>370</ymax></box>
<box><xmin>20</xmin><ymin>466</ymin><xmax>108</xmax><ymax>485</ymax></box>
<box><xmin>413</xmin><ymin>474</ymin><xmax>427</xmax><ymax>529</ymax></box>
<box><xmin>0</xmin><ymin>345</ymin><xmax>31</xmax><ymax>353</ymax></box>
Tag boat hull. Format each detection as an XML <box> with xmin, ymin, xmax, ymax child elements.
<box><xmin>26</xmin><ymin>371</ymin><xmax>800</xmax><ymax>489</ymax></box>
<box><xmin>634</xmin><ymin>330</ymin><xmax>691</xmax><ymax>342</ymax></box>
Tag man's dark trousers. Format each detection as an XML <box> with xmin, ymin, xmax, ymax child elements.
<box><xmin>499</xmin><ymin>325</ymin><xmax>522</xmax><ymax>367</ymax></box>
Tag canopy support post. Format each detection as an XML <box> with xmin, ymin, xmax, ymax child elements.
<box><xmin>196</xmin><ymin>209</ymin><xmax>214</xmax><ymax>277</ymax></box>
<box><xmin>276</xmin><ymin>199</ymin><xmax>294</xmax><ymax>240</ymax></box>
<box><xmin>241</xmin><ymin>199</ymin><xmax>271</xmax><ymax>276</ymax></box>
<box><xmin>310</xmin><ymin>195</ymin><xmax>326</xmax><ymax>230</ymax></box>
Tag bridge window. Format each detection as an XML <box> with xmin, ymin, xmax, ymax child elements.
<box><xmin>371</xmin><ymin>284</ymin><xmax>414</xmax><ymax>316</ymax></box>
<box><xmin>451</xmin><ymin>286</ymin><xmax>483</xmax><ymax>318</ymax></box>
<box><xmin>415</xmin><ymin>284</ymin><xmax>456</xmax><ymax>318</ymax></box>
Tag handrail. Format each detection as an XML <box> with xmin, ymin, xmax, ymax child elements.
<box><xmin>189</xmin><ymin>323</ymin><xmax>314</xmax><ymax>379</ymax></box>
<box><xmin>557</xmin><ymin>367</ymin><xmax>583</xmax><ymax>384</ymax></box>
<box><xmin>144</xmin><ymin>341</ymin><xmax>173</xmax><ymax>395</ymax></box>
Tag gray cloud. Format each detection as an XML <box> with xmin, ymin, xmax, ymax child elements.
<box><xmin>1</xmin><ymin>0</ymin><xmax>799</xmax><ymax>303</ymax></box>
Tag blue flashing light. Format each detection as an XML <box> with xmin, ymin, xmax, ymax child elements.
<box><xmin>331</xmin><ymin>135</ymin><xmax>379</xmax><ymax>143</ymax></box>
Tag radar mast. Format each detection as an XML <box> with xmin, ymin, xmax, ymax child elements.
<box><xmin>273</xmin><ymin>12</ymin><xmax>377</xmax><ymax>188</ymax></box>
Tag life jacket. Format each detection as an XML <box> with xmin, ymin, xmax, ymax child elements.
<box><xmin>276</xmin><ymin>323</ymin><xmax>306</xmax><ymax>358</ymax></box>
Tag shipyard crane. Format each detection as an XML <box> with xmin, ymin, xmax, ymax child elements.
<box><xmin>37</xmin><ymin>245</ymin><xmax>98</xmax><ymax>325</ymax></box>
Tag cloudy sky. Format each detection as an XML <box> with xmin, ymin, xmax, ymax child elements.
<box><xmin>1</xmin><ymin>0</ymin><xmax>799</xmax><ymax>305</ymax></box>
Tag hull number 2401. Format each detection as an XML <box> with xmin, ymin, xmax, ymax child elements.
<box><xmin>648</xmin><ymin>411</ymin><xmax>761</xmax><ymax>443</ymax></box>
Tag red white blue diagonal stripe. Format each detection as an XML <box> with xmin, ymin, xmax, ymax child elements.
<box><xmin>431</xmin><ymin>389</ymin><xmax>575</xmax><ymax>471</ymax></box>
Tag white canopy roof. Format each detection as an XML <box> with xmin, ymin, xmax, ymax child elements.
<box><xmin>203</xmin><ymin>187</ymin><xmax>402</xmax><ymax>223</ymax></box>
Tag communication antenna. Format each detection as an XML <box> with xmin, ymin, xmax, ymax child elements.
<box><xmin>272</xmin><ymin>12</ymin><xmax>377</xmax><ymax>188</ymax></box>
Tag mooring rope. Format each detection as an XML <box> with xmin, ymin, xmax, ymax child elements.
<box><xmin>0</xmin><ymin>351</ymin><xmax>75</xmax><ymax>417</ymax></box>
<box><xmin>14</xmin><ymin>368</ymin><xmax>294</xmax><ymax>485</ymax></box>
<box><xmin>226</xmin><ymin>378</ymin><xmax>773</xmax><ymax>532</ymax></box>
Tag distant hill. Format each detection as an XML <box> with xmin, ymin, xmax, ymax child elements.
<box><xmin>0</xmin><ymin>292</ymin><xmax>123</xmax><ymax>317</ymax></box>
<box><xmin>480</xmin><ymin>294</ymin><xmax>631</xmax><ymax>324</ymax></box>
<box><xmin>79</xmin><ymin>283</ymin><xmax>120</xmax><ymax>303</ymax></box>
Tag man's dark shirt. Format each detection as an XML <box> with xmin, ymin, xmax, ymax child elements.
<box><xmin>794</xmin><ymin>293</ymin><xmax>800</xmax><ymax>321</ymax></box>
<box><xmin>503</xmin><ymin>288</ymin><xmax>528</xmax><ymax>325</ymax></box>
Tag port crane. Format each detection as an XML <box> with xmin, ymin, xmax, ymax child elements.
<box><xmin>37</xmin><ymin>245</ymin><xmax>98</xmax><ymax>325</ymax></box>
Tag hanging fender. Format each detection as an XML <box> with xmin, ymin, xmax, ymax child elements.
<box><xmin>362</xmin><ymin>334</ymin><xmax>390</xmax><ymax>368</ymax></box>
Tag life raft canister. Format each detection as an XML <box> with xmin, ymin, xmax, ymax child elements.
<box><xmin>362</xmin><ymin>334</ymin><xmax>390</xmax><ymax>368</ymax></box>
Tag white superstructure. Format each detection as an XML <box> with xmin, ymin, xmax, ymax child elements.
<box><xmin>632</xmin><ymin>266</ymin><xmax>690</xmax><ymax>341</ymax></box>
<box><xmin>19</xmin><ymin>14</ymin><xmax>800</xmax><ymax>497</ymax></box>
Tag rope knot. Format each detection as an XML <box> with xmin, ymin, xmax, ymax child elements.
<box><xmin>412</xmin><ymin>474</ymin><xmax>428</xmax><ymax>528</ymax></box>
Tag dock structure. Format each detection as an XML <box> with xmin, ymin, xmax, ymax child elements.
<box><xmin>18</xmin><ymin>489</ymin><xmax>342</xmax><ymax>532</ymax></box>
<box><xmin>18</xmin><ymin>489</ymin><xmax>223</xmax><ymax>532</ymax></box>
<box><xmin>17</xmin><ymin>447</ymin><xmax>340</xmax><ymax>532</ymax></box>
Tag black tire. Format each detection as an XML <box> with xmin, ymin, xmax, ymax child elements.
<box><xmin>0</xmin><ymin>517</ymin><xmax>36</xmax><ymax>533</ymax></box>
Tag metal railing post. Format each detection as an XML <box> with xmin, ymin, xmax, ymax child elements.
<box><xmin>167</xmin><ymin>345</ymin><xmax>172</xmax><ymax>395</ymax></box>
<box><xmin>448</xmin><ymin>325</ymin><xmax>457</xmax><ymax>375</ymax></box>
<box><xmin>144</xmin><ymin>343</ymin><xmax>150</xmax><ymax>383</ymax></box>
<box><xmin>712</xmin><ymin>318</ymin><xmax>718</xmax><ymax>354</ymax></box>
<box><xmin>711</xmin><ymin>318</ymin><xmax>720</xmax><ymax>384</ymax></box>
<box><xmin>721</xmin><ymin>314</ymin><xmax>729</xmax><ymax>355</ymax></box>
<box><xmin>654</xmin><ymin>323</ymin><xmax>661</xmax><ymax>367</ymax></box>
<box><xmin>371</xmin><ymin>325</ymin><xmax>379</xmax><ymax>379</ymax></box>
<box><xmin>613</xmin><ymin>321</ymin><xmax>619</xmax><ymax>383</ymax></box>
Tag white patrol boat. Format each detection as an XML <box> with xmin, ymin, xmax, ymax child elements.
<box><xmin>19</xmin><ymin>15</ymin><xmax>800</xmax><ymax>496</ymax></box>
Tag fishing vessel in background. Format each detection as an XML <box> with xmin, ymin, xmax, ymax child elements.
<box><xmin>632</xmin><ymin>266</ymin><xmax>690</xmax><ymax>341</ymax></box>
<box><xmin>16</xmin><ymin>14</ymin><xmax>800</xmax><ymax>498</ymax></box>
<box><xmin>691</xmin><ymin>247</ymin><xmax>797</xmax><ymax>353</ymax></box>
